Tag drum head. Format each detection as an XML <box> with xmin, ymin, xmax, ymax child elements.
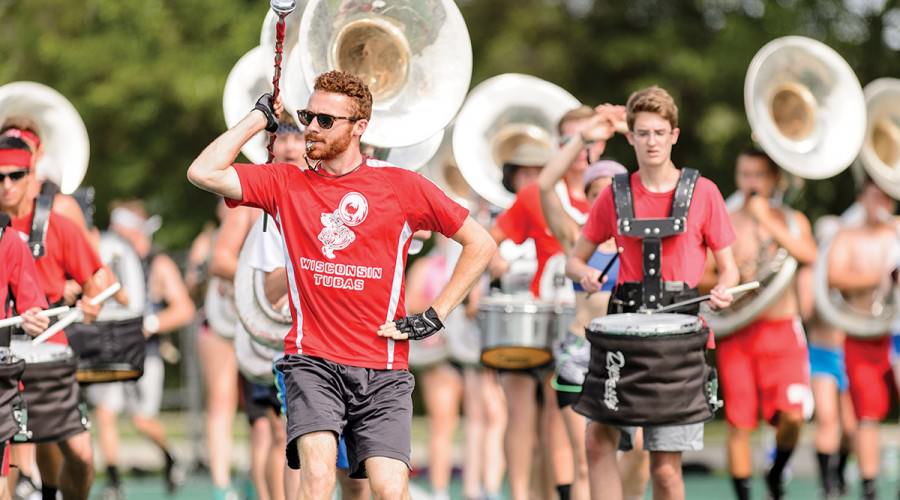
<box><xmin>481</xmin><ymin>346</ymin><xmax>552</xmax><ymax>370</ymax></box>
<box><xmin>10</xmin><ymin>339</ymin><xmax>74</xmax><ymax>364</ymax></box>
<box><xmin>589</xmin><ymin>313</ymin><xmax>700</xmax><ymax>336</ymax></box>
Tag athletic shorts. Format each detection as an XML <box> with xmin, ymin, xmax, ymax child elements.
<box><xmin>86</xmin><ymin>355</ymin><xmax>164</xmax><ymax>418</ymax></box>
<box><xmin>845</xmin><ymin>336</ymin><xmax>896</xmax><ymax>421</ymax></box>
<box><xmin>808</xmin><ymin>342</ymin><xmax>848</xmax><ymax>392</ymax></box>
<box><xmin>1</xmin><ymin>442</ymin><xmax>8</xmax><ymax>477</ymax></box>
<box><xmin>618</xmin><ymin>423</ymin><xmax>704</xmax><ymax>452</ymax></box>
<box><xmin>276</xmin><ymin>354</ymin><xmax>414</xmax><ymax>479</ymax></box>
<box><xmin>717</xmin><ymin>317</ymin><xmax>811</xmax><ymax>429</ymax></box>
<box><xmin>239</xmin><ymin>374</ymin><xmax>281</xmax><ymax>424</ymax></box>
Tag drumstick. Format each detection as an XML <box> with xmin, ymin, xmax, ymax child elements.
<box><xmin>31</xmin><ymin>283</ymin><xmax>122</xmax><ymax>345</ymax></box>
<box><xmin>645</xmin><ymin>281</ymin><xmax>760</xmax><ymax>315</ymax></box>
<box><xmin>585</xmin><ymin>252</ymin><xmax>620</xmax><ymax>298</ymax></box>
<box><xmin>0</xmin><ymin>306</ymin><xmax>70</xmax><ymax>329</ymax></box>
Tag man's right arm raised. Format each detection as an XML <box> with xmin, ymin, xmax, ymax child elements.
<box><xmin>187</xmin><ymin>110</ymin><xmax>269</xmax><ymax>200</ymax></box>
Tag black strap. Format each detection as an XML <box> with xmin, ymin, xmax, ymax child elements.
<box><xmin>27</xmin><ymin>182</ymin><xmax>59</xmax><ymax>259</ymax></box>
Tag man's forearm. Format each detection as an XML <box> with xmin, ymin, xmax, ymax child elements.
<box><xmin>431</xmin><ymin>234</ymin><xmax>496</xmax><ymax>319</ymax></box>
<box><xmin>187</xmin><ymin>111</ymin><xmax>265</xmax><ymax>197</ymax></box>
<box><xmin>537</xmin><ymin>139</ymin><xmax>583</xmax><ymax>192</ymax></box>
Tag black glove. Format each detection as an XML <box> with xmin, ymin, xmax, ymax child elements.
<box><xmin>393</xmin><ymin>307</ymin><xmax>444</xmax><ymax>340</ymax></box>
<box><xmin>254</xmin><ymin>93</ymin><xmax>278</xmax><ymax>133</ymax></box>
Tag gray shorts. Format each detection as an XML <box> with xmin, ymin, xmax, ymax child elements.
<box><xmin>276</xmin><ymin>354</ymin><xmax>414</xmax><ymax>479</ymax></box>
<box><xmin>86</xmin><ymin>355</ymin><xmax>164</xmax><ymax>418</ymax></box>
<box><xmin>618</xmin><ymin>423</ymin><xmax>704</xmax><ymax>452</ymax></box>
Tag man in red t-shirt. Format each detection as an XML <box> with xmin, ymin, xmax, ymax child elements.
<box><xmin>0</xmin><ymin>212</ymin><xmax>50</xmax><ymax>500</ymax></box>
<box><xmin>567</xmin><ymin>87</ymin><xmax>739</xmax><ymax>500</ymax></box>
<box><xmin>489</xmin><ymin>105</ymin><xmax>599</xmax><ymax>500</ymax></box>
<box><xmin>704</xmin><ymin>147</ymin><xmax>817</xmax><ymax>500</ymax></box>
<box><xmin>0</xmin><ymin>136</ymin><xmax>110</xmax><ymax>500</ymax></box>
<box><xmin>187</xmin><ymin>70</ymin><xmax>495</xmax><ymax>499</ymax></box>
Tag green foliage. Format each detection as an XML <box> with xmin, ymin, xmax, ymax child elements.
<box><xmin>1</xmin><ymin>0</ymin><xmax>898</xmax><ymax>249</ymax></box>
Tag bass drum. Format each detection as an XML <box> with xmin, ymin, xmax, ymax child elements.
<box><xmin>206</xmin><ymin>277</ymin><xmax>238</xmax><ymax>340</ymax></box>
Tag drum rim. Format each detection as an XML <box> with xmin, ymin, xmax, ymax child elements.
<box><xmin>588</xmin><ymin>313</ymin><xmax>701</xmax><ymax>335</ymax></box>
<box><xmin>10</xmin><ymin>339</ymin><xmax>75</xmax><ymax>362</ymax></box>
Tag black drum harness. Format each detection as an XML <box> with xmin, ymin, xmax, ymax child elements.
<box><xmin>609</xmin><ymin>168</ymin><xmax>701</xmax><ymax>314</ymax></box>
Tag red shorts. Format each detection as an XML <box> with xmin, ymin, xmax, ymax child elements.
<box><xmin>845</xmin><ymin>336</ymin><xmax>895</xmax><ymax>421</ymax></box>
<box><xmin>1</xmin><ymin>442</ymin><xmax>8</xmax><ymax>477</ymax></box>
<box><xmin>717</xmin><ymin>317</ymin><xmax>811</xmax><ymax>429</ymax></box>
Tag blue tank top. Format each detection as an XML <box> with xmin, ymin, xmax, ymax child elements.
<box><xmin>572</xmin><ymin>250</ymin><xmax>618</xmax><ymax>292</ymax></box>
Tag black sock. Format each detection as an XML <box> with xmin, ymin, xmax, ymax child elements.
<box><xmin>861</xmin><ymin>477</ymin><xmax>877</xmax><ymax>499</ymax></box>
<box><xmin>161</xmin><ymin>447</ymin><xmax>175</xmax><ymax>466</ymax></box>
<box><xmin>731</xmin><ymin>476</ymin><xmax>751</xmax><ymax>500</ymax></box>
<box><xmin>556</xmin><ymin>483</ymin><xmax>571</xmax><ymax>500</ymax></box>
<box><xmin>766</xmin><ymin>447</ymin><xmax>794</xmax><ymax>499</ymax></box>
<box><xmin>107</xmin><ymin>465</ymin><xmax>121</xmax><ymax>486</ymax></box>
<box><xmin>837</xmin><ymin>448</ymin><xmax>850</xmax><ymax>490</ymax></box>
<box><xmin>41</xmin><ymin>485</ymin><xmax>58</xmax><ymax>500</ymax></box>
<box><xmin>815</xmin><ymin>452</ymin><xmax>836</xmax><ymax>492</ymax></box>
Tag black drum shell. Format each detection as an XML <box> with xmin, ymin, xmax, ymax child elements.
<box><xmin>0</xmin><ymin>359</ymin><xmax>25</xmax><ymax>442</ymax></box>
<box><xmin>67</xmin><ymin>317</ymin><xmax>146</xmax><ymax>384</ymax></box>
<box><xmin>21</xmin><ymin>356</ymin><xmax>87</xmax><ymax>443</ymax></box>
<box><xmin>574</xmin><ymin>327</ymin><xmax>717</xmax><ymax>426</ymax></box>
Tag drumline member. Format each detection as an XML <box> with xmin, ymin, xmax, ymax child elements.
<box><xmin>89</xmin><ymin>201</ymin><xmax>195</xmax><ymax>499</ymax></box>
<box><xmin>796</xmin><ymin>262</ymin><xmax>857</xmax><ymax>498</ymax></box>
<box><xmin>827</xmin><ymin>179</ymin><xmax>898</xmax><ymax>500</ymax></box>
<box><xmin>488</xmin><ymin>106</ymin><xmax>600</xmax><ymax>500</ymax></box>
<box><xmin>567</xmin><ymin>86</ymin><xmax>739</xmax><ymax>500</ymax></box>
<box><xmin>0</xmin><ymin>135</ymin><xmax>114</xmax><ymax>500</ymax></box>
<box><xmin>703</xmin><ymin>147</ymin><xmax>816</xmax><ymax>500</ymax></box>
<box><xmin>187</xmin><ymin>70</ymin><xmax>494</xmax><ymax>499</ymax></box>
<box><xmin>0</xmin><ymin>212</ymin><xmax>51</xmax><ymax>500</ymax></box>
<box><xmin>205</xmin><ymin>117</ymin><xmax>304</xmax><ymax>500</ymax></box>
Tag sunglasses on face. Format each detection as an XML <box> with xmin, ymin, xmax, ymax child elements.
<box><xmin>0</xmin><ymin>170</ymin><xmax>28</xmax><ymax>183</ymax></box>
<box><xmin>296</xmin><ymin>110</ymin><xmax>358</xmax><ymax>130</ymax></box>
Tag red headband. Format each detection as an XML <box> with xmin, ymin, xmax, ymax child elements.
<box><xmin>2</xmin><ymin>128</ymin><xmax>41</xmax><ymax>149</ymax></box>
<box><xmin>0</xmin><ymin>148</ymin><xmax>33</xmax><ymax>168</ymax></box>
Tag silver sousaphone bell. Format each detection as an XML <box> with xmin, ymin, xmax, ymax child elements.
<box><xmin>706</xmin><ymin>36</ymin><xmax>867</xmax><ymax>337</ymax></box>
<box><xmin>0</xmin><ymin>82</ymin><xmax>90</xmax><ymax>194</ymax></box>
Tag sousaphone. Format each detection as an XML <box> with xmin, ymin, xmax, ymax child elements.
<box><xmin>0</xmin><ymin>82</ymin><xmax>90</xmax><ymax>194</ymax></box>
<box><xmin>813</xmin><ymin>78</ymin><xmax>900</xmax><ymax>337</ymax></box>
<box><xmin>704</xmin><ymin>36</ymin><xmax>867</xmax><ymax>337</ymax></box>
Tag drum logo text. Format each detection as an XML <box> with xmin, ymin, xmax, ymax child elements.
<box><xmin>604</xmin><ymin>351</ymin><xmax>625</xmax><ymax>411</ymax></box>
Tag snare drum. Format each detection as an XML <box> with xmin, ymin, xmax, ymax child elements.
<box><xmin>12</xmin><ymin>339</ymin><xmax>88</xmax><ymax>443</ymax></box>
<box><xmin>0</xmin><ymin>347</ymin><xmax>26</xmax><ymax>442</ymax></box>
<box><xmin>478</xmin><ymin>295</ymin><xmax>558</xmax><ymax>370</ymax></box>
<box><xmin>67</xmin><ymin>317</ymin><xmax>146</xmax><ymax>384</ymax></box>
<box><xmin>574</xmin><ymin>313</ymin><xmax>719</xmax><ymax>427</ymax></box>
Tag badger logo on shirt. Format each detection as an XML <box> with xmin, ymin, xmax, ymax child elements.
<box><xmin>318</xmin><ymin>192</ymin><xmax>369</xmax><ymax>259</ymax></box>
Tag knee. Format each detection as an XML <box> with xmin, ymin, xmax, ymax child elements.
<box><xmin>371</xmin><ymin>479</ymin><xmax>406</xmax><ymax>500</ymax></box>
<box><xmin>302</xmin><ymin>460</ymin><xmax>335</xmax><ymax>490</ymax></box>
<box><xmin>651</xmin><ymin>460</ymin><xmax>682</xmax><ymax>491</ymax></box>
<box><xmin>585</xmin><ymin>425</ymin><xmax>618</xmax><ymax>461</ymax></box>
<box><xmin>779</xmin><ymin>411</ymin><xmax>805</xmax><ymax>429</ymax></box>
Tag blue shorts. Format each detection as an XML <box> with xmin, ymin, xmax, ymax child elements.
<box><xmin>808</xmin><ymin>343</ymin><xmax>848</xmax><ymax>392</ymax></box>
<box><xmin>275</xmin><ymin>360</ymin><xmax>350</xmax><ymax>470</ymax></box>
<box><xmin>891</xmin><ymin>333</ymin><xmax>900</xmax><ymax>362</ymax></box>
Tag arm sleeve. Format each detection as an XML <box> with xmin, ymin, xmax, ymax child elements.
<box><xmin>581</xmin><ymin>186</ymin><xmax>615</xmax><ymax>245</ymax></box>
<box><xmin>700</xmin><ymin>179</ymin><xmax>736</xmax><ymax>251</ymax></box>
<box><xmin>5</xmin><ymin>232</ymin><xmax>49</xmax><ymax>311</ymax></box>
<box><xmin>56</xmin><ymin>216</ymin><xmax>103</xmax><ymax>285</ymax></box>
<box><xmin>224</xmin><ymin>163</ymin><xmax>289</xmax><ymax>216</ymax></box>
<box><xmin>395</xmin><ymin>170</ymin><xmax>469</xmax><ymax>237</ymax></box>
<box><xmin>494</xmin><ymin>186</ymin><xmax>534</xmax><ymax>245</ymax></box>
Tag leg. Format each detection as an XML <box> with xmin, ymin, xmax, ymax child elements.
<box><xmin>94</xmin><ymin>404</ymin><xmax>120</xmax><ymax>472</ymax></box>
<box><xmin>35</xmin><ymin>443</ymin><xmax>64</xmax><ymax>493</ymax></box>
<box><xmin>198</xmin><ymin>329</ymin><xmax>238</xmax><ymax>489</ymax></box>
<box><xmin>726</xmin><ymin>426</ymin><xmax>753</xmax><ymax>483</ymax></box>
<box><xmin>248</xmin><ymin>416</ymin><xmax>274</xmax><ymax>500</ymax></box>
<box><xmin>421</xmin><ymin>364</ymin><xmax>463</xmax><ymax>497</ymax></box>
<box><xmin>461</xmin><ymin>367</ymin><xmax>485</xmax><ymax>499</ymax></box>
<box><xmin>297</xmin><ymin>432</ymin><xmax>338</xmax><ymax>500</ymax></box>
<box><xmin>856</xmin><ymin>421</ymin><xmax>881</xmax><ymax>483</ymax></box>
<box><xmin>717</xmin><ymin>330</ymin><xmax>759</xmax><ymax>500</ymax></box>
<box><xmin>57</xmin><ymin>432</ymin><xmax>94</xmax><ymax>500</ymax></box>
<box><xmin>541</xmin><ymin>377</ymin><xmax>575</xmax><ymax>499</ymax></box>
<box><xmin>499</xmin><ymin>372</ymin><xmax>538</xmax><ymax>500</ymax></box>
<box><xmin>560</xmin><ymin>406</ymin><xmax>590</xmax><ymax>500</ymax></box>
<box><xmin>585</xmin><ymin>421</ymin><xmax>623</xmax><ymax>500</ymax></box>
<box><xmin>811</xmin><ymin>377</ymin><xmax>841</xmax><ymax>495</ymax></box>
<box><xmin>479</xmin><ymin>369</ymin><xmax>507</xmax><ymax>498</ymax></box>
<box><xmin>266</xmin><ymin>410</ymin><xmax>287</xmax><ymax>500</ymax></box>
<box><xmin>648</xmin><ymin>452</ymin><xmax>683</xmax><ymax>500</ymax></box>
<box><xmin>619</xmin><ymin>429</ymin><xmax>649</xmax><ymax>500</ymax></box>
<box><xmin>337</xmin><ymin>469</ymin><xmax>370</xmax><ymax>500</ymax></box>
<box><xmin>366</xmin><ymin>457</ymin><xmax>410</xmax><ymax>500</ymax></box>
<box><xmin>284</xmin><ymin>464</ymin><xmax>300</xmax><ymax>500</ymax></box>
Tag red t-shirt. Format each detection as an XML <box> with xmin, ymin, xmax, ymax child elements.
<box><xmin>495</xmin><ymin>182</ymin><xmax>590</xmax><ymax>297</ymax></box>
<box><xmin>582</xmin><ymin>172</ymin><xmax>735</xmax><ymax>287</ymax></box>
<box><xmin>0</xmin><ymin>227</ymin><xmax>48</xmax><ymax>320</ymax></box>
<box><xmin>10</xmin><ymin>210</ymin><xmax>103</xmax><ymax>344</ymax></box>
<box><xmin>227</xmin><ymin>157</ymin><xmax>468</xmax><ymax>370</ymax></box>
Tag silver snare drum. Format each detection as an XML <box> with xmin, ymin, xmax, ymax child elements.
<box><xmin>478</xmin><ymin>295</ymin><xmax>558</xmax><ymax>370</ymax></box>
<box><xmin>574</xmin><ymin>313</ymin><xmax>719</xmax><ymax>427</ymax></box>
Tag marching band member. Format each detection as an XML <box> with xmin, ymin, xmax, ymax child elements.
<box><xmin>187</xmin><ymin>70</ymin><xmax>494</xmax><ymax>499</ymax></box>
<box><xmin>827</xmin><ymin>179</ymin><xmax>898</xmax><ymax>500</ymax></box>
<box><xmin>0</xmin><ymin>135</ymin><xmax>113</xmax><ymax>500</ymax></box>
<box><xmin>90</xmin><ymin>200</ymin><xmax>195</xmax><ymax>499</ymax></box>
<box><xmin>568</xmin><ymin>86</ymin><xmax>738</xmax><ymax>500</ymax></box>
<box><xmin>489</xmin><ymin>106</ymin><xmax>599</xmax><ymax>500</ymax></box>
<box><xmin>705</xmin><ymin>147</ymin><xmax>816</xmax><ymax>500</ymax></box>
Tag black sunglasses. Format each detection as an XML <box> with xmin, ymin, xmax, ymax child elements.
<box><xmin>296</xmin><ymin>109</ymin><xmax>358</xmax><ymax>130</ymax></box>
<box><xmin>0</xmin><ymin>170</ymin><xmax>28</xmax><ymax>182</ymax></box>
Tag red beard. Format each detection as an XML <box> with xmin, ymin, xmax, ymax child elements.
<box><xmin>307</xmin><ymin>129</ymin><xmax>353</xmax><ymax>161</ymax></box>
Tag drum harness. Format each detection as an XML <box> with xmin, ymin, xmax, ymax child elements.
<box><xmin>610</xmin><ymin>168</ymin><xmax>700</xmax><ymax>313</ymax></box>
